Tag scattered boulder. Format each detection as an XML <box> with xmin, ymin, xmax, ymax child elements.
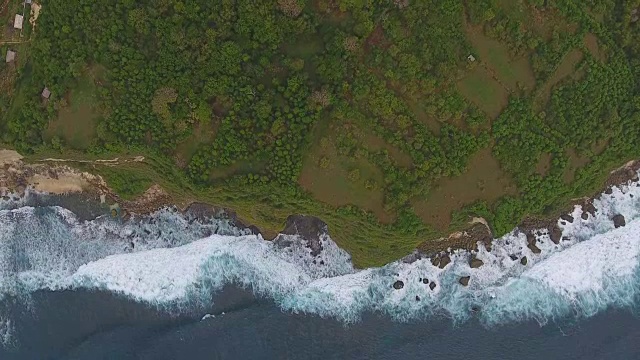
<box><xmin>422</xmin><ymin>278</ymin><xmax>429</xmax><ymax>284</ymax></box>
<box><xmin>431</xmin><ymin>253</ymin><xmax>451</xmax><ymax>269</ymax></box>
<box><xmin>560</xmin><ymin>214</ymin><xmax>574</xmax><ymax>223</ymax></box>
<box><xmin>429</xmin><ymin>282</ymin><xmax>436</xmax><ymax>291</ymax></box>
<box><xmin>520</xmin><ymin>256</ymin><xmax>528</xmax><ymax>266</ymax></box>
<box><xmin>605</xmin><ymin>187</ymin><xmax>613</xmax><ymax>195</ymax></box>
<box><xmin>459</xmin><ymin>276</ymin><xmax>470</xmax><ymax>286</ymax></box>
<box><xmin>509</xmin><ymin>254</ymin><xmax>518</xmax><ymax>261</ymax></box>
<box><xmin>613</xmin><ymin>214</ymin><xmax>626</xmax><ymax>228</ymax></box>
<box><xmin>393</xmin><ymin>280</ymin><xmax>404</xmax><ymax>290</ymax></box>
<box><xmin>549</xmin><ymin>225</ymin><xmax>562</xmax><ymax>244</ymax></box>
<box><xmin>415</xmin><ymin>295</ymin><xmax>420</xmax><ymax>301</ymax></box>
<box><xmin>402</xmin><ymin>251</ymin><xmax>423</xmax><ymax>264</ymax></box>
<box><xmin>581</xmin><ymin>212</ymin><xmax>589</xmax><ymax>221</ymax></box>
<box><xmin>528</xmin><ymin>242</ymin><xmax>541</xmax><ymax>254</ymax></box>
<box><xmin>470</xmin><ymin>256</ymin><xmax>484</xmax><ymax>268</ymax></box>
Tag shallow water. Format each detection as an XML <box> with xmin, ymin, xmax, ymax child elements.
<box><xmin>1</xmin><ymin>176</ymin><xmax>640</xmax><ymax>358</ymax></box>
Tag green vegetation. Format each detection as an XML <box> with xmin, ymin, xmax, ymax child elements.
<box><xmin>2</xmin><ymin>0</ymin><xmax>640</xmax><ymax>267</ymax></box>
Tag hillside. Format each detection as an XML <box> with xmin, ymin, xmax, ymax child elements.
<box><xmin>2</xmin><ymin>0</ymin><xmax>640</xmax><ymax>267</ymax></box>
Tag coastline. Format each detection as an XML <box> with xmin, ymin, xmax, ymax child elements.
<box><xmin>1</xmin><ymin>148</ymin><xmax>638</xmax><ymax>270</ymax></box>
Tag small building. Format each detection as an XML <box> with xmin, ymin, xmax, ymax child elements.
<box><xmin>14</xmin><ymin>14</ymin><xmax>24</xmax><ymax>30</ymax></box>
<box><xmin>467</xmin><ymin>54</ymin><xmax>476</xmax><ymax>62</ymax></box>
<box><xmin>41</xmin><ymin>87</ymin><xmax>51</xmax><ymax>99</ymax></box>
<box><xmin>5</xmin><ymin>50</ymin><xmax>16</xmax><ymax>63</ymax></box>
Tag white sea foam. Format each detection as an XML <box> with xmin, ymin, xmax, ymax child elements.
<box><xmin>1</xmin><ymin>172</ymin><xmax>640</xmax><ymax>346</ymax></box>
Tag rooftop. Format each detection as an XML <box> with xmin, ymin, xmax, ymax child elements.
<box><xmin>14</xmin><ymin>14</ymin><xmax>24</xmax><ymax>30</ymax></box>
<box><xmin>5</xmin><ymin>50</ymin><xmax>16</xmax><ymax>63</ymax></box>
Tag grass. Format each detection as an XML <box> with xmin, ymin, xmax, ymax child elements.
<box><xmin>465</xmin><ymin>25</ymin><xmax>536</xmax><ymax>92</ymax></box>
<box><xmin>411</xmin><ymin>146</ymin><xmax>517</xmax><ymax>230</ymax></box>
<box><xmin>44</xmin><ymin>67</ymin><xmax>102</xmax><ymax>150</ymax></box>
<box><xmin>298</xmin><ymin>136</ymin><xmax>395</xmax><ymax>224</ymax></box>
<box><xmin>533</xmin><ymin>49</ymin><xmax>584</xmax><ymax>111</ymax></box>
<box><xmin>456</xmin><ymin>68</ymin><xmax>509</xmax><ymax>119</ymax></box>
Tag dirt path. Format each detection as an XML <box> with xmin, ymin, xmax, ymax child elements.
<box><xmin>39</xmin><ymin>156</ymin><xmax>145</xmax><ymax>165</ymax></box>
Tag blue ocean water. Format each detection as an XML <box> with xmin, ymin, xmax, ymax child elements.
<box><xmin>0</xmin><ymin>173</ymin><xmax>640</xmax><ymax>358</ymax></box>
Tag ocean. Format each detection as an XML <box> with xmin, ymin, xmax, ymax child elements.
<box><xmin>0</xmin><ymin>172</ymin><xmax>640</xmax><ymax>359</ymax></box>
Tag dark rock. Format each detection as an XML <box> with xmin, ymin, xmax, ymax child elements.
<box><xmin>320</xmin><ymin>260</ymin><xmax>324</xmax><ymax>265</ymax></box>
<box><xmin>509</xmin><ymin>254</ymin><xmax>518</xmax><ymax>261</ymax></box>
<box><xmin>613</xmin><ymin>214</ymin><xmax>626</xmax><ymax>228</ymax></box>
<box><xmin>393</xmin><ymin>280</ymin><xmax>404</xmax><ymax>290</ymax></box>
<box><xmin>560</xmin><ymin>214</ymin><xmax>574</xmax><ymax>223</ymax></box>
<box><xmin>471</xmin><ymin>306</ymin><xmax>480</xmax><ymax>312</ymax></box>
<box><xmin>581</xmin><ymin>212</ymin><xmax>589</xmax><ymax>220</ymax></box>
<box><xmin>549</xmin><ymin>225</ymin><xmax>562</xmax><ymax>244</ymax></box>
<box><xmin>415</xmin><ymin>295</ymin><xmax>420</xmax><ymax>301</ymax></box>
<box><xmin>470</xmin><ymin>257</ymin><xmax>484</xmax><ymax>268</ymax></box>
<box><xmin>583</xmin><ymin>202</ymin><xmax>597</xmax><ymax>216</ymax></box>
<box><xmin>528</xmin><ymin>242</ymin><xmax>541</xmax><ymax>254</ymax></box>
<box><xmin>431</xmin><ymin>253</ymin><xmax>451</xmax><ymax>269</ymax></box>
<box><xmin>526</xmin><ymin>232</ymin><xmax>536</xmax><ymax>245</ymax></box>
<box><xmin>520</xmin><ymin>256</ymin><xmax>528</xmax><ymax>265</ymax></box>
<box><xmin>419</xmin><ymin>278</ymin><xmax>422</xmax><ymax>282</ymax></box>
<box><xmin>562</xmin><ymin>236</ymin><xmax>570</xmax><ymax>242</ymax></box>
<box><xmin>402</xmin><ymin>251</ymin><xmax>423</xmax><ymax>264</ymax></box>
<box><xmin>605</xmin><ymin>187</ymin><xmax>613</xmax><ymax>195</ymax></box>
<box><xmin>459</xmin><ymin>276</ymin><xmax>470</xmax><ymax>286</ymax></box>
<box><xmin>280</xmin><ymin>215</ymin><xmax>328</xmax><ymax>257</ymax></box>
<box><xmin>429</xmin><ymin>282</ymin><xmax>436</xmax><ymax>290</ymax></box>
<box><xmin>438</xmin><ymin>254</ymin><xmax>451</xmax><ymax>269</ymax></box>
<box><xmin>422</xmin><ymin>278</ymin><xmax>429</xmax><ymax>284</ymax></box>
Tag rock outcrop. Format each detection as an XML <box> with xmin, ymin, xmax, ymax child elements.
<box><xmin>393</xmin><ymin>280</ymin><xmax>404</xmax><ymax>290</ymax></box>
<box><xmin>613</xmin><ymin>214</ymin><xmax>626</xmax><ymax>228</ymax></box>
<box><xmin>459</xmin><ymin>276</ymin><xmax>470</xmax><ymax>286</ymax></box>
<box><xmin>280</xmin><ymin>215</ymin><xmax>328</xmax><ymax>257</ymax></box>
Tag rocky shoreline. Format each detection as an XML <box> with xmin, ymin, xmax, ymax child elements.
<box><xmin>1</xmin><ymin>149</ymin><xmax>639</xmax><ymax>281</ymax></box>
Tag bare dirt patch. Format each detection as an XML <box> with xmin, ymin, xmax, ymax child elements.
<box><xmin>584</xmin><ymin>33</ymin><xmax>605</xmax><ymax>62</ymax></box>
<box><xmin>0</xmin><ymin>149</ymin><xmax>22</xmax><ymax>165</ymax></box>
<box><xmin>563</xmin><ymin>148</ymin><xmax>591</xmax><ymax>183</ymax></box>
<box><xmin>535</xmin><ymin>152</ymin><xmax>552</xmax><ymax>176</ymax></box>
<box><xmin>412</xmin><ymin>147</ymin><xmax>517</xmax><ymax>230</ymax></box>
<box><xmin>29</xmin><ymin>173</ymin><xmax>89</xmax><ymax>194</ymax></box>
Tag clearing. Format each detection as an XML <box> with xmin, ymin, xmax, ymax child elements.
<box><xmin>465</xmin><ymin>24</ymin><xmax>536</xmax><ymax>92</ymax></box>
<box><xmin>298</xmin><ymin>136</ymin><xmax>394</xmax><ymax>223</ymax></box>
<box><xmin>44</xmin><ymin>67</ymin><xmax>103</xmax><ymax>149</ymax></box>
<box><xmin>457</xmin><ymin>68</ymin><xmax>509</xmax><ymax>119</ymax></box>
<box><xmin>533</xmin><ymin>49</ymin><xmax>584</xmax><ymax>111</ymax></box>
<box><xmin>412</xmin><ymin>146</ymin><xmax>517</xmax><ymax>230</ymax></box>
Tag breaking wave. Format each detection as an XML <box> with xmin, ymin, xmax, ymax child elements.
<box><xmin>1</xmin><ymin>174</ymin><xmax>640</xmax><ymax>346</ymax></box>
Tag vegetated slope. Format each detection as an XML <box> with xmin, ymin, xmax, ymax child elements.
<box><xmin>1</xmin><ymin>0</ymin><xmax>640</xmax><ymax>267</ymax></box>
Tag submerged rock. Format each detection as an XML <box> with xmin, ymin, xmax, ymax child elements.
<box><xmin>393</xmin><ymin>280</ymin><xmax>404</xmax><ymax>290</ymax></box>
<box><xmin>613</xmin><ymin>214</ymin><xmax>626</xmax><ymax>228</ymax></box>
<box><xmin>459</xmin><ymin>276</ymin><xmax>470</xmax><ymax>286</ymax></box>
<box><xmin>415</xmin><ymin>295</ymin><xmax>420</xmax><ymax>301</ymax></box>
